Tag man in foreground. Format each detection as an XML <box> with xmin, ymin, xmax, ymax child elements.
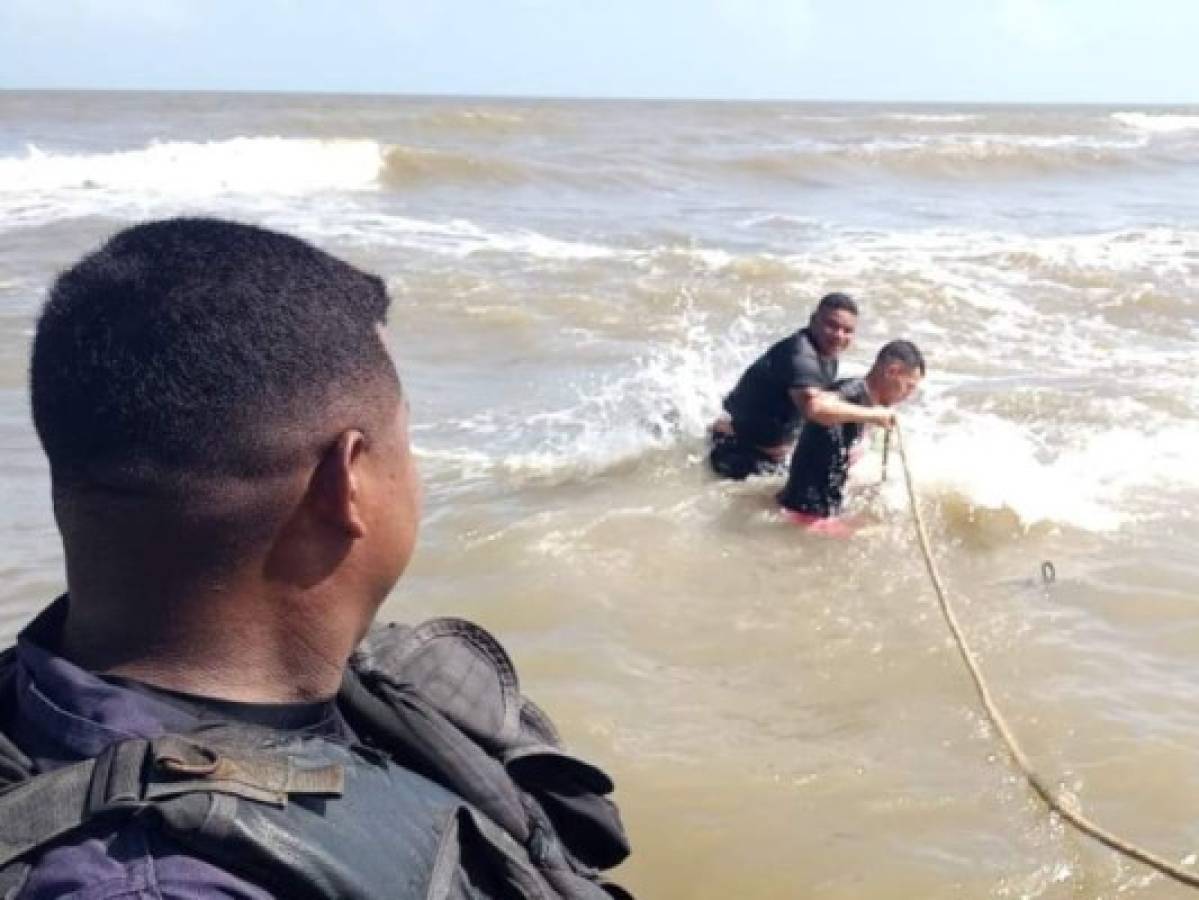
<box><xmin>0</xmin><ymin>218</ymin><xmax>629</xmax><ymax>898</ymax></box>
<box><xmin>709</xmin><ymin>292</ymin><xmax>892</xmax><ymax>479</ymax></box>
<box><xmin>778</xmin><ymin>340</ymin><xmax>925</xmax><ymax>524</ymax></box>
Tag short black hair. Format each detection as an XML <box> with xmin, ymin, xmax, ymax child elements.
<box><xmin>874</xmin><ymin>339</ymin><xmax>926</xmax><ymax>375</ymax></box>
<box><xmin>31</xmin><ymin>217</ymin><xmax>399</xmax><ymax>492</ymax></box>
<box><xmin>814</xmin><ymin>292</ymin><xmax>859</xmax><ymax>317</ymax></box>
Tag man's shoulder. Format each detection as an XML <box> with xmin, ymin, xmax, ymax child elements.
<box><xmin>782</xmin><ymin>328</ymin><xmax>835</xmax><ymax>387</ymax></box>
<box><xmin>834</xmin><ymin>376</ymin><xmax>869</xmax><ymax>404</ymax></box>
<box><xmin>770</xmin><ymin>328</ymin><xmax>808</xmax><ymax>357</ymax></box>
<box><xmin>17</xmin><ymin>820</ymin><xmax>272</xmax><ymax>900</ymax></box>
<box><xmin>2</xmin><ymin>725</ymin><xmax>467</xmax><ymax>900</ymax></box>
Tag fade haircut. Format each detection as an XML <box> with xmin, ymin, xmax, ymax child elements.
<box><xmin>814</xmin><ymin>292</ymin><xmax>859</xmax><ymax>318</ymax></box>
<box><xmin>874</xmin><ymin>339</ymin><xmax>926</xmax><ymax>375</ymax></box>
<box><xmin>31</xmin><ymin>217</ymin><xmax>400</xmax><ymax>495</ymax></box>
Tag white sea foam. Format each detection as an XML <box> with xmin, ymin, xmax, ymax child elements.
<box><xmin>504</xmin><ymin>363</ymin><xmax>1199</xmax><ymax>533</ymax></box>
<box><xmin>415</xmin><ymin>230</ymin><xmax>1199</xmax><ymax>533</ymax></box>
<box><xmin>858</xmin><ymin>133</ymin><xmax>1144</xmax><ymax>155</ymax></box>
<box><xmin>416</xmin><ymin>300</ymin><xmax>754</xmax><ymax>485</ymax></box>
<box><xmin>898</xmin><ymin>415</ymin><xmax>1109</xmax><ymax>532</ymax></box>
<box><xmin>499</xmin><ymin>306</ymin><xmax>747</xmax><ymax>481</ymax></box>
<box><xmin>652</xmin><ymin>225</ymin><xmax>1199</xmax><ymax>302</ymax></box>
<box><xmin>302</xmin><ymin>212</ymin><xmax>618</xmax><ymax>261</ymax></box>
<box><xmin>1112</xmin><ymin>112</ymin><xmax>1199</xmax><ymax>134</ymax></box>
<box><xmin>0</xmin><ymin>138</ymin><xmax>385</xmax><ymax>196</ymax></box>
<box><xmin>884</xmin><ymin>114</ymin><xmax>982</xmax><ymax>124</ymax></box>
<box><xmin>0</xmin><ymin>137</ymin><xmax>391</xmax><ymax>232</ymax></box>
<box><xmin>890</xmin><ymin>406</ymin><xmax>1199</xmax><ymax>532</ymax></box>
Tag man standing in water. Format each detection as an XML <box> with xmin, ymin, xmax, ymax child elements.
<box><xmin>709</xmin><ymin>292</ymin><xmax>894</xmax><ymax>479</ymax></box>
<box><xmin>0</xmin><ymin>218</ymin><xmax>629</xmax><ymax>898</ymax></box>
<box><xmin>779</xmin><ymin>340</ymin><xmax>925</xmax><ymax>522</ymax></box>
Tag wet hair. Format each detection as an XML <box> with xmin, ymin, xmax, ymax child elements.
<box><xmin>31</xmin><ymin>217</ymin><xmax>400</xmax><ymax>495</ymax></box>
<box><xmin>874</xmin><ymin>339</ymin><xmax>926</xmax><ymax>375</ymax></box>
<box><xmin>814</xmin><ymin>292</ymin><xmax>859</xmax><ymax>318</ymax></box>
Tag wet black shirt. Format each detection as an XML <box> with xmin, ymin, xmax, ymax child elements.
<box><xmin>778</xmin><ymin>377</ymin><xmax>871</xmax><ymax>517</ymax></box>
<box><xmin>722</xmin><ymin>327</ymin><xmax>837</xmax><ymax>447</ymax></box>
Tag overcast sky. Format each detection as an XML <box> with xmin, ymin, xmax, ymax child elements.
<box><xmin>1</xmin><ymin>0</ymin><xmax>1196</xmax><ymax>104</ymax></box>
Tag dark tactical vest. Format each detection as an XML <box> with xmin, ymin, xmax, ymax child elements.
<box><xmin>0</xmin><ymin>619</ymin><xmax>631</xmax><ymax>899</ymax></box>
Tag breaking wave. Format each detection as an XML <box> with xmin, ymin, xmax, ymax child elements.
<box><xmin>884</xmin><ymin>113</ymin><xmax>982</xmax><ymax>124</ymax></box>
<box><xmin>1112</xmin><ymin>112</ymin><xmax>1199</xmax><ymax>134</ymax></box>
<box><xmin>0</xmin><ymin>137</ymin><xmax>385</xmax><ymax>196</ymax></box>
<box><xmin>0</xmin><ymin>137</ymin><xmax>543</xmax><ymax>198</ymax></box>
<box><xmin>379</xmin><ymin>144</ymin><xmax>531</xmax><ymax>186</ymax></box>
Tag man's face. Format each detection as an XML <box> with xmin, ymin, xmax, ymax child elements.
<box><xmin>810</xmin><ymin>307</ymin><xmax>857</xmax><ymax>357</ymax></box>
<box><xmin>878</xmin><ymin>363</ymin><xmax>923</xmax><ymax>407</ymax></box>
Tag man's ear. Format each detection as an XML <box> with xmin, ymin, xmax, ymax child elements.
<box><xmin>308</xmin><ymin>430</ymin><xmax>368</xmax><ymax>538</ymax></box>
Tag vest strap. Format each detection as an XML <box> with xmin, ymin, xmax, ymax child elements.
<box><xmin>0</xmin><ymin>734</ymin><xmax>344</xmax><ymax>869</ymax></box>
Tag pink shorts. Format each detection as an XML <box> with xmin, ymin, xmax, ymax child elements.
<box><xmin>780</xmin><ymin>508</ymin><xmax>861</xmax><ymax>539</ymax></box>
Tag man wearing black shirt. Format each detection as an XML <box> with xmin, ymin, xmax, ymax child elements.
<box><xmin>710</xmin><ymin>292</ymin><xmax>893</xmax><ymax>479</ymax></box>
<box><xmin>778</xmin><ymin>340</ymin><xmax>925</xmax><ymax>519</ymax></box>
<box><xmin>1</xmin><ymin>218</ymin><xmax>630</xmax><ymax>899</ymax></box>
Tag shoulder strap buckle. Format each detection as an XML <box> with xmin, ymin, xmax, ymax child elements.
<box><xmin>86</xmin><ymin>738</ymin><xmax>151</xmax><ymax>815</ymax></box>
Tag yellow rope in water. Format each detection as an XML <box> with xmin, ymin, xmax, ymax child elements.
<box><xmin>891</xmin><ymin>420</ymin><xmax>1199</xmax><ymax>890</ymax></box>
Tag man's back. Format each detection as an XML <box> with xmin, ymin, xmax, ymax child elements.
<box><xmin>722</xmin><ymin>328</ymin><xmax>837</xmax><ymax>447</ymax></box>
<box><xmin>1</xmin><ymin>599</ymin><xmax>629</xmax><ymax>899</ymax></box>
<box><xmin>777</xmin><ymin>377</ymin><xmax>870</xmax><ymax>517</ymax></box>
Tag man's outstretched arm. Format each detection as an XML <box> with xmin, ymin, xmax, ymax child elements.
<box><xmin>791</xmin><ymin>387</ymin><xmax>895</xmax><ymax>429</ymax></box>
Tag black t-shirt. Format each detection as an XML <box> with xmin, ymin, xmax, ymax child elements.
<box><xmin>722</xmin><ymin>327</ymin><xmax>837</xmax><ymax>447</ymax></box>
<box><xmin>101</xmin><ymin>673</ymin><xmax>354</xmax><ymax>739</ymax></box>
<box><xmin>777</xmin><ymin>377</ymin><xmax>871</xmax><ymax>517</ymax></box>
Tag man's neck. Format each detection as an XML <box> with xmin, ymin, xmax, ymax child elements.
<box><xmin>863</xmin><ymin>372</ymin><xmax>884</xmax><ymax>406</ymax></box>
<box><xmin>802</xmin><ymin>327</ymin><xmax>830</xmax><ymax>358</ymax></box>
<box><xmin>58</xmin><ymin>584</ymin><xmax>357</xmax><ymax>703</ymax></box>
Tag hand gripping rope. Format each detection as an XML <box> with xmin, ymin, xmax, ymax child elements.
<box><xmin>888</xmin><ymin>420</ymin><xmax>1199</xmax><ymax>890</ymax></box>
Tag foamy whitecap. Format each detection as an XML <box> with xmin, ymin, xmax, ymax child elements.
<box><xmin>1112</xmin><ymin>112</ymin><xmax>1199</xmax><ymax>134</ymax></box>
<box><xmin>295</xmin><ymin>212</ymin><xmax>618</xmax><ymax>261</ymax></box>
<box><xmin>897</xmin><ymin>411</ymin><xmax>1199</xmax><ymax>532</ymax></box>
<box><xmin>0</xmin><ymin>138</ymin><xmax>386</xmax><ymax>196</ymax></box>
<box><xmin>390</xmin><ymin>218</ymin><xmax>615</xmax><ymax>260</ymax></box>
<box><xmin>898</xmin><ymin>414</ymin><xmax>1123</xmax><ymax>531</ymax></box>
<box><xmin>884</xmin><ymin>114</ymin><xmax>983</xmax><ymax>124</ymax></box>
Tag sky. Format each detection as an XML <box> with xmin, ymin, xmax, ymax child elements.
<box><xmin>1</xmin><ymin>0</ymin><xmax>1197</xmax><ymax>104</ymax></box>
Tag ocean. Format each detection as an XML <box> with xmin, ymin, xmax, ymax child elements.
<box><xmin>2</xmin><ymin>91</ymin><xmax>1198</xmax><ymax>898</ymax></box>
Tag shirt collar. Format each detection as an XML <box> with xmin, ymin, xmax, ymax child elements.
<box><xmin>13</xmin><ymin>596</ymin><xmax>199</xmax><ymax>764</ymax></box>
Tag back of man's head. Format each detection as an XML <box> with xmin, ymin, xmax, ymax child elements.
<box><xmin>32</xmin><ymin>217</ymin><xmax>400</xmax><ymax>570</ymax></box>
<box><xmin>873</xmin><ymin>339</ymin><xmax>925</xmax><ymax>375</ymax></box>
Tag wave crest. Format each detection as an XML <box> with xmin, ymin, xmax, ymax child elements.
<box><xmin>0</xmin><ymin>138</ymin><xmax>385</xmax><ymax>196</ymax></box>
<box><xmin>724</xmin><ymin>136</ymin><xmax>1151</xmax><ymax>182</ymax></box>
<box><xmin>380</xmin><ymin>144</ymin><xmax>530</xmax><ymax>186</ymax></box>
<box><xmin>1112</xmin><ymin>112</ymin><xmax>1199</xmax><ymax>134</ymax></box>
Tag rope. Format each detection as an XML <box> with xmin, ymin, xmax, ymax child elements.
<box><xmin>891</xmin><ymin>420</ymin><xmax>1199</xmax><ymax>890</ymax></box>
<box><xmin>881</xmin><ymin>427</ymin><xmax>891</xmax><ymax>484</ymax></box>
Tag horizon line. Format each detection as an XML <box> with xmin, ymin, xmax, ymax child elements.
<box><xmin>1</xmin><ymin>87</ymin><xmax>1195</xmax><ymax>108</ymax></box>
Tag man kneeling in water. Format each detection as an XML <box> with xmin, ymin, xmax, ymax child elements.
<box><xmin>778</xmin><ymin>340</ymin><xmax>925</xmax><ymax>521</ymax></box>
<box><xmin>709</xmin><ymin>292</ymin><xmax>866</xmax><ymax>479</ymax></box>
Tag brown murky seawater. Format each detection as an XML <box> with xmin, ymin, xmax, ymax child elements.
<box><xmin>3</xmin><ymin>92</ymin><xmax>1199</xmax><ymax>897</ymax></box>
